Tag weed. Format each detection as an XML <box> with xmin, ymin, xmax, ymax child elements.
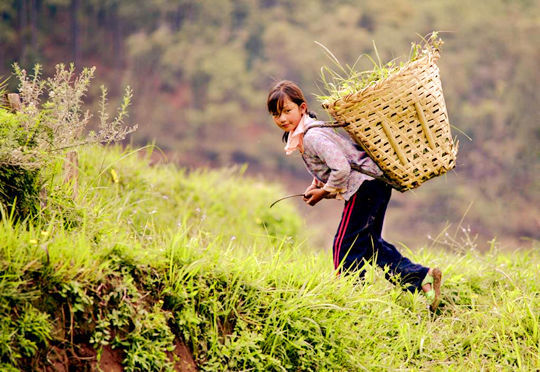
<box><xmin>0</xmin><ymin>144</ymin><xmax>538</xmax><ymax>370</ymax></box>
<box><xmin>0</xmin><ymin>63</ymin><xmax>136</xmax><ymax>221</ymax></box>
<box><xmin>315</xmin><ymin>32</ymin><xmax>444</xmax><ymax>105</ymax></box>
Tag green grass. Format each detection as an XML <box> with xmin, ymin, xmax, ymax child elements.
<box><xmin>315</xmin><ymin>32</ymin><xmax>444</xmax><ymax>106</ymax></box>
<box><xmin>0</xmin><ymin>145</ymin><xmax>539</xmax><ymax>371</ymax></box>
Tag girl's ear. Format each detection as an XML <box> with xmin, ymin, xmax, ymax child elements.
<box><xmin>300</xmin><ymin>102</ymin><xmax>307</xmax><ymax>114</ymax></box>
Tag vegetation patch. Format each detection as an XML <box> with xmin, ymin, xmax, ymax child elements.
<box><xmin>0</xmin><ymin>64</ymin><xmax>135</xmax><ymax>221</ymax></box>
<box><xmin>315</xmin><ymin>32</ymin><xmax>444</xmax><ymax>105</ymax></box>
<box><xmin>0</xmin><ymin>60</ymin><xmax>537</xmax><ymax>371</ymax></box>
<box><xmin>0</xmin><ymin>145</ymin><xmax>538</xmax><ymax>371</ymax></box>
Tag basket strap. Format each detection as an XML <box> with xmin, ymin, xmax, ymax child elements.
<box><xmin>304</xmin><ymin>122</ymin><xmax>403</xmax><ymax>191</ymax></box>
<box><xmin>304</xmin><ymin>121</ymin><xmax>349</xmax><ymax>130</ymax></box>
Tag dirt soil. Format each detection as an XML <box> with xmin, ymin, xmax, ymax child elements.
<box><xmin>38</xmin><ymin>339</ymin><xmax>197</xmax><ymax>371</ymax></box>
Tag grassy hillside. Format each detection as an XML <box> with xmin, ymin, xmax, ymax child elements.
<box><xmin>2</xmin><ymin>0</ymin><xmax>539</xmax><ymax>247</ymax></box>
<box><xmin>1</xmin><ymin>146</ymin><xmax>539</xmax><ymax>371</ymax></box>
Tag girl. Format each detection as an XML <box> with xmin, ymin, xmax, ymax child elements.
<box><xmin>267</xmin><ymin>80</ymin><xmax>442</xmax><ymax>311</ymax></box>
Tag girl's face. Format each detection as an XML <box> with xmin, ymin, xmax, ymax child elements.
<box><xmin>272</xmin><ymin>97</ymin><xmax>307</xmax><ymax>132</ymax></box>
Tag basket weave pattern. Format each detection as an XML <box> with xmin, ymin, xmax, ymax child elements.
<box><xmin>323</xmin><ymin>52</ymin><xmax>457</xmax><ymax>191</ymax></box>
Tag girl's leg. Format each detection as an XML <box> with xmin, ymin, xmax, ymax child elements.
<box><xmin>332</xmin><ymin>194</ymin><xmax>360</xmax><ymax>272</ymax></box>
<box><xmin>374</xmin><ymin>240</ymin><xmax>429</xmax><ymax>292</ymax></box>
<box><xmin>333</xmin><ymin>181</ymin><xmax>379</xmax><ymax>274</ymax></box>
<box><xmin>333</xmin><ymin>180</ymin><xmax>428</xmax><ymax>291</ymax></box>
<box><xmin>368</xmin><ymin>181</ymin><xmax>429</xmax><ymax>292</ymax></box>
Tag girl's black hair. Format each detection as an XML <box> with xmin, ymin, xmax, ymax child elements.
<box><xmin>266</xmin><ymin>80</ymin><xmax>317</xmax><ymax>143</ymax></box>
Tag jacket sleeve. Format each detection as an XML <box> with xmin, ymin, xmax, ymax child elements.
<box><xmin>304</xmin><ymin>132</ymin><xmax>350</xmax><ymax>197</ymax></box>
<box><xmin>311</xmin><ymin>177</ymin><xmax>325</xmax><ymax>188</ymax></box>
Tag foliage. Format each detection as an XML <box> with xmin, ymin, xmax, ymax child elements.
<box><xmin>0</xmin><ymin>304</ymin><xmax>52</xmax><ymax>362</ymax></box>
<box><xmin>0</xmin><ymin>144</ymin><xmax>538</xmax><ymax>370</ymax></box>
<box><xmin>315</xmin><ymin>32</ymin><xmax>444</xmax><ymax>104</ymax></box>
<box><xmin>0</xmin><ymin>0</ymin><xmax>538</xmax><ymax>246</ymax></box>
<box><xmin>8</xmin><ymin>63</ymin><xmax>136</xmax><ymax>168</ymax></box>
<box><xmin>0</xmin><ymin>109</ymin><xmax>43</xmax><ymax>219</ymax></box>
<box><xmin>0</xmin><ymin>164</ymin><xmax>41</xmax><ymax>221</ymax></box>
<box><xmin>0</xmin><ymin>63</ymin><xmax>136</xmax><ymax>220</ymax></box>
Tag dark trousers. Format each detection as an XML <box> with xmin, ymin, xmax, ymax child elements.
<box><xmin>333</xmin><ymin>179</ymin><xmax>429</xmax><ymax>292</ymax></box>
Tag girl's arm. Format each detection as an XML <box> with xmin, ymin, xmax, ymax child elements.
<box><xmin>311</xmin><ymin>178</ymin><xmax>324</xmax><ymax>188</ymax></box>
<box><xmin>305</xmin><ymin>133</ymin><xmax>351</xmax><ymax>199</ymax></box>
<box><xmin>304</xmin><ymin>177</ymin><xmax>324</xmax><ymax>194</ymax></box>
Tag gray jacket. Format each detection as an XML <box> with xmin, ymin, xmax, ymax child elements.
<box><xmin>301</xmin><ymin>116</ymin><xmax>382</xmax><ymax>201</ymax></box>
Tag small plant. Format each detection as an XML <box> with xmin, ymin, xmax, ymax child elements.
<box><xmin>15</xmin><ymin>305</ymin><xmax>52</xmax><ymax>358</ymax></box>
<box><xmin>315</xmin><ymin>32</ymin><xmax>444</xmax><ymax>105</ymax></box>
<box><xmin>9</xmin><ymin>63</ymin><xmax>137</xmax><ymax>167</ymax></box>
<box><xmin>0</xmin><ymin>305</ymin><xmax>52</xmax><ymax>365</ymax></box>
<box><xmin>0</xmin><ymin>109</ymin><xmax>43</xmax><ymax>219</ymax></box>
<box><xmin>0</xmin><ymin>63</ymin><xmax>137</xmax><ymax>219</ymax></box>
<box><xmin>117</xmin><ymin>307</ymin><xmax>175</xmax><ymax>372</ymax></box>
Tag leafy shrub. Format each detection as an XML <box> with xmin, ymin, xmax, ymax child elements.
<box><xmin>118</xmin><ymin>307</ymin><xmax>175</xmax><ymax>372</ymax></box>
<box><xmin>0</xmin><ymin>305</ymin><xmax>51</xmax><ymax>365</ymax></box>
<box><xmin>0</xmin><ymin>63</ymin><xmax>136</xmax><ymax>220</ymax></box>
<box><xmin>0</xmin><ymin>165</ymin><xmax>41</xmax><ymax>220</ymax></box>
<box><xmin>0</xmin><ymin>109</ymin><xmax>43</xmax><ymax>220</ymax></box>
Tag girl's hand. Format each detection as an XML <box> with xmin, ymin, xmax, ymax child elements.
<box><xmin>303</xmin><ymin>183</ymin><xmax>318</xmax><ymax>196</ymax></box>
<box><xmin>303</xmin><ymin>188</ymin><xmax>330</xmax><ymax>206</ymax></box>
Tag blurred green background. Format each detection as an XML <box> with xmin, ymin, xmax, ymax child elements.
<box><xmin>1</xmin><ymin>0</ymin><xmax>538</xmax><ymax>250</ymax></box>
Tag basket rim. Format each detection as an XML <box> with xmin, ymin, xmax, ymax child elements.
<box><xmin>322</xmin><ymin>50</ymin><xmax>440</xmax><ymax>110</ymax></box>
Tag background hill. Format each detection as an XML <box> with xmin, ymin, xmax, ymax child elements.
<box><xmin>1</xmin><ymin>0</ymin><xmax>539</xmax><ymax>249</ymax></box>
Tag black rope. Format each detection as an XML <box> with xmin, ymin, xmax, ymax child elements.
<box><xmin>304</xmin><ymin>121</ymin><xmax>350</xmax><ymax>130</ymax></box>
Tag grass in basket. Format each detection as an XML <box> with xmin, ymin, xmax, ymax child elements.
<box><xmin>315</xmin><ymin>32</ymin><xmax>443</xmax><ymax>106</ymax></box>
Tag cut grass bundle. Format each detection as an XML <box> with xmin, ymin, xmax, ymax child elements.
<box><xmin>315</xmin><ymin>32</ymin><xmax>443</xmax><ymax>105</ymax></box>
<box><xmin>315</xmin><ymin>32</ymin><xmax>457</xmax><ymax>191</ymax></box>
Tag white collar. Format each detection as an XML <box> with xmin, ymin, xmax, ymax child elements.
<box><xmin>284</xmin><ymin>114</ymin><xmax>313</xmax><ymax>155</ymax></box>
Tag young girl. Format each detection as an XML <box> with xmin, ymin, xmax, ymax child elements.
<box><xmin>267</xmin><ymin>80</ymin><xmax>442</xmax><ymax>311</ymax></box>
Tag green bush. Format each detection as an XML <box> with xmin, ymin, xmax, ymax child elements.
<box><xmin>1</xmin><ymin>144</ymin><xmax>538</xmax><ymax>371</ymax></box>
<box><xmin>0</xmin><ymin>165</ymin><xmax>40</xmax><ymax>221</ymax></box>
<box><xmin>0</xmin><ymin>305</ymin><xmax>51</xmax><ymax>365</ymax></box>
<box><xmin>0</xmin><ymin>109</ymin><xmax>43</xmax><ymax>220</ymax></box>
<box><xmin>0</xmin><ymin>63</ymin><xmax>135</xmax><ymax>221</ymax></box>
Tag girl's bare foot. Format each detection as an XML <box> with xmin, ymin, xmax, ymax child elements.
<box><xmin>422</xmin><ymin>268</ymin><xmax>442</xmax><ymax>311</ymax></box>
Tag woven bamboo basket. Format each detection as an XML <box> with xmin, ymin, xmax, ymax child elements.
<box><xmin>322</xmin><ymin>51</ymin><xmax>457</xmax><ymax>191</ymax></box>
